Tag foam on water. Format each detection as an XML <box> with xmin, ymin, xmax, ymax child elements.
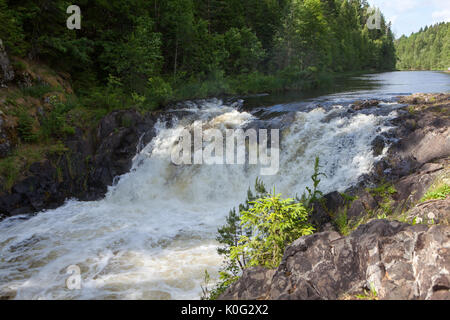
<box><xmin>0</xmin><ymin>99</ymin><xmax>398</xmax><ymax>299</ymax></box>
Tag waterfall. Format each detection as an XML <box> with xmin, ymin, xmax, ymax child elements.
<box><xmin>0</xmin><ymin>98</ymin><xmax>398</xmax><ymax>300</ymax></box>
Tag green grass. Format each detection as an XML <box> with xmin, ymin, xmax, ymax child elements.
<box><xmin>420</xmin><ymin>184</ymin><xmax>450</xmax><ymax>202</ymax></box>
<box><xmin>334</xmin><ymin>209</ymin><xmax>351</xmax><ymax>236</ymax></box>
<box><xmin>0</xmin><ymin>145</ymin><xmax>46</xmax><ymax>191</ymax></box>
<box><xmin>21</xmin><ymin>84</ymin><xmax>56</xmax><ymax>98</ymax></box>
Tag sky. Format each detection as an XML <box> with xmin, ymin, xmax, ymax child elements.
<box><xmin>368</xmin><ymin>0</ymin><xmax>450</xmax><ymax>38</ymax></box>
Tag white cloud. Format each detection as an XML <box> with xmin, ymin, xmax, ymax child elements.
<box><xmin>432</xmin><ymin>9</ymin><xmax>450</xmax><ymax>23</ymax></box>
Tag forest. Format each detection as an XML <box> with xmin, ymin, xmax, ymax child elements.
<box><xmin>0</xmin><ymin>0</ymin><xmax>396</xmax><ymax>108</ymax></box>
<box><xmin>396</xmin><ymin>22</ymin><xmax>450</xmax><ymax>71</ymax></box>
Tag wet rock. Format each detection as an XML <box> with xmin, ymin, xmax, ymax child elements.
<box><xmin>89</xmin><ymin>110</ymin><xmax>157</xmax><ymax>197</ymax></box>
<box><xmin>220</xmin><ymin>220</ymin><xmax>450</xmax><ymax>300</ymax></box>
<box><xmin>351</xmin><ymin>100</ymin><xmax>380</xmax><ymax>111</ymax></box>
<box><xmin>371</xmin><ymin>136</ymin><xmax>385</xmax><ymax>157</ymax></box>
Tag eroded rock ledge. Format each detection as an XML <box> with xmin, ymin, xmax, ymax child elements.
<box><xmin>219</xmin><ymin>219</ymin><xmax>449</xmax><ymax>300</ymax></box>
<box><xmin>220</xmin><ymin>93</ymin><xmax>450</xmax><ymax>300</ymax></box>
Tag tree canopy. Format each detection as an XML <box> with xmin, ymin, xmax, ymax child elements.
<box><xmin>396</xmin><ymin>22</ymin><xmax>450</xmax><ymax>71</ymax></box>
<box><xmin>1</xmin><ymin>0</ymin><xmax>396</xmax><ymax>100</ymax></box>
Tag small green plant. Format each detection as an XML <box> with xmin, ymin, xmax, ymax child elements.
<box><xmin>231</xmin><ymin>192</ymin><xmax>315</xmax><ymax>269</ymax></box>
<box><xmin>407</xmin><ymin>106</ymin><xmax>416</xmax><ymax>114</ymax></box>
<box><xmin>40</xmin><ymin>96</ymin><xmax>76</xmax><ymax>140</ymax></box>
<box><xmin>46</xmin><ymin>141</ymin><xmax>69</xmax><ymax>156</ymax></box>
<box><xmin>17</xmin><ymin>111</ymin><xmax>38</xmax><ymax>143</ymax></box>
<box><xmin>300</xmin><ymin>157</ymin><xmax>326</xmax><ymax>209</ymax></box>
<box><xmin>21</xmin><ymin>84</ymin><xmax>54</xmax><ymax>98</ymax></box>
<box><xmin>355</xmin><ymin>283</ymin><xmax>378</xmax><ymax>300</ymax></box>
<box><xmin>367</xmin><ymin>182</ymin><xmax>397</xmax><ymax>216</ymax></box>
<box><xmin>203</xmin><ymin>159</ymin><xmax>324</xmax><ymax>299</ymax></box>
<box><xmin>420</xmin><ymin>184</ymin><xmax>450</xmax><ymax>202</ymax></box>
<box><xmin>0</xmin><ymin>157</ymin><xmax>20</xmax><ymax>191</ymax></box>
<box><xmin>335</xmin><ymin>209</ymin><xmax>350</xmax><ymax>236</ymax></box>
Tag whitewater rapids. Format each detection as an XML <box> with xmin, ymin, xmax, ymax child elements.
<box><xmin>0</xmin><ymin>99</ymin><xmax>399</xmax><ymax>299</ymax></box>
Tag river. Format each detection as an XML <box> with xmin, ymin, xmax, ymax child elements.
<box><xmin>0</xmin><ymin>71</ymin><xmax>449</xmax><ymax>300</ymax></box>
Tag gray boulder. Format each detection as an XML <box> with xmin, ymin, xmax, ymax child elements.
<box><xmin>220</xmin><ymin>220</ymin><xmax>450</xmax><ymax>300</ymax></box>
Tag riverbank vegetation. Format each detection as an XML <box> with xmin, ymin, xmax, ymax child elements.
<box><xmin>202</xmin><ymin>158</ymin><xmax>324</xmax><ymax>300</ymax></box>
<box><xmin>0</xmin><ymin>0</ymin><xmax>397</xmax><ymax>190</ymax></box>
<box><xmin>1</xmin><ymin>0</ymin><xmax>396</xmax><ymax>110</ymax></box>
<box><xmin>396</xmin><ymin>22</ymin><xmax>450</xmax><ymax>71</ymax></box>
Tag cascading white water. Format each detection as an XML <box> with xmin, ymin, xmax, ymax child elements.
<box><xmin>0</xmin><ymin>99</ymin><xmax>398</xmax><ymax>300</ymax></box>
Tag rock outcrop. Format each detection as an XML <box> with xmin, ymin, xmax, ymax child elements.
<box><xmin>0</xmin><ymin>109</ymin><xmax>160</xmax><ymax>216</ymax></box>
<box><xmin>220</xmin><ymin>219</ymin><xmax>450</xmax><ymax>300</ymax></box>
<box><xmin>221</xmin><ymin>93</ymin><xmax>450</xmax><ymax>300</ymax></box>
<box><xmin>0</xmin><ymin>40</ymin><xmax>14</xmax><ymax>88</ymax></box>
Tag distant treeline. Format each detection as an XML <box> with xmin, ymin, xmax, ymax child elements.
<box><xmin>396</xmin><ymin>22</ymin><xmax>450</xmax><ymax>71</ymax></box>
<box><xmin>0</xmin><ymin>0</ymin><xmax>396</xmax><ymax>106</ymax></box>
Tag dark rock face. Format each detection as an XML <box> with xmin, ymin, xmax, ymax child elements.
<box><xmin>220</xmin><ymin>220</ymin><xmax>450</xmax><ymax>300</ymax></box>
<box><xmin>0</xmin><ymin>110</ymin><xmax>159</xmax><ymax>217</ymax></box>
<box><xmin>0</xmin><ymin>40</ymin><xmax>14</xmax><ymax>87</ymax></box>
<box><xmin>351</xmin><ymin>100</ymin><xmax>379</xmax><ymax>111</ymax></box>
<box><xmin>310</xmin><ymin>192</ymin><xmax>348</xmax><ymax>231</ymax></box>
<box><xmin>88</xmin><ymin>110</ymin><xmax>157</xmax><ymax>197</ymax></box>
<box><xmin>371</xmin><ymin>136</ymin><xmax>385</xmax><ymax>157</ymax></box>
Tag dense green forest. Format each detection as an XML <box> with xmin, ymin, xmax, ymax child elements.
<box><xmin>396</xmin><ymin>22</ymin><xmax>450</xmax><ymax>71</ymax></box>
<box><xmin>1</xmin><ymin>0</ymin><xmax>396</xmax><ymax>108</ymax></box>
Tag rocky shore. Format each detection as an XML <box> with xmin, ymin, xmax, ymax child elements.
<box><xmin>219</xmin><ymin>93</ymin><xmax>450</xmax><ymax>300</ymax></box>
<box><xmin>0</xmin><ymin>109</ymin><xmax>163</xmax><ymax>218</ymax></box>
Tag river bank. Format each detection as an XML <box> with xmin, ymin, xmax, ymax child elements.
<box><xmin>0</xmin><ymin>65</ymin><xmax>449</xmax><ymax>299</ymax></box>
<box><xmin>219</xmin><ymin>93</ymin><xmax>450</xmax><ymax>300</ymax></box>
<box><xmin>0</xmin><ymin>47</ymin><xmax>389</xmax><ymax>219</ymax></box>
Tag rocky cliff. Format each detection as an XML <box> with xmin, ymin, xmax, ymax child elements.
<box><xmin>0</xmin><ymin>47</ymin><xmax>164</xmax><ymax>218</ymax></box>
<box><xmin>220</xmin><ymin>94</ymin><xmax>450</xmax><ymax>300</ymax></box>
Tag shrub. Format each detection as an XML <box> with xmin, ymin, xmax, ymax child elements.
<box><xmin>231</xmin><ymin>193</ymin><xmax>315</xmax><ymax>269</ymax></box>
<box><xmin>421</xmin><ymin>184</ymin><xmax>450</xmax><ymax>202</ymax></box>
<box><xmin>40</xmin><ymin>97</ymin><xmax>76</xmax><ymax>140</ymax></box>
<box><xmin>21</xmin><ymin>84</ymin><xmax>54</xmax><ymax>98</ymax></box>
<box><xmin>17</xmin><ymin>111</ymin><xmax>37</xmax><ymax>143</ymax></box>
<box><xmin>203</xmin><ymin>158</ymin><xmax>324</xmax><ymax>300</ymax></box>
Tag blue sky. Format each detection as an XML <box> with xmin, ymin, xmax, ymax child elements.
<box><xmin>368</xmin><ymin>0</ymin><xmax>450</xmax><ymax>38</ymax></box>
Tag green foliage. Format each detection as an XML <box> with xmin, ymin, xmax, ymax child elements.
<box><xmin>232</xmin><ymin>193</ymin><xmax>315</xmax><ymax>269</ymax></box>
<box><xmin>17</xmin><ymin>111</ymin><xmax>38</xmax><ymax>143</ymax></box>
<box><xmin>301</xmin><ymin>157</ymin><xmax>326</xmax><ymax>209</ymax></box>
<box><xmin>367</xmin><ymin>182</ymin><xmax>397</xmax><ymax>215</ymax></box>
<box><xmin>205</xmin><ymin>160</ymin><xmax>325</xmax><ymax>299</ymax></box>
<box><xmin>1</xmin><ymin>0</ymin><xmax>395</xmax><ymax>105</ymax></box>
<box><xmin>147</xmin><ymin>77</ymin><xmax>173</xmax><ymax>106</ymax></box>
<box><xmin>354</xmin><ymin>283</ymin><xmax>378</xmax><ymax>300</ymax></box>
<box><xmin>21</xmin><ymin>84</ymin><xmax>55</xmax><ymax>98</ymax></box>
<box><xmin>40</xmin><ymin>96</ymin><xmax>76</xmax><ymax>140</ymax></box>
<box><xmin>223</xmin><ymin>27</ymin><xmax>266</xmax><ymax>74</ymax></box>
<box><xmin>0</xmin><ymin>0</ymin><xmax>26</xmax><ymax>55</ymax></box>
<box><xmin>396</xmin><ymin>22</ymin><xmax>450</xmax><ymax>70</ymax></box>
<box><xmin>420</xmin><ymin>184</ymin><xmax>450</xmax><ymax>202</ymax></box>
<box><xmin>0</xmin><ymin>157</ymin><xmax>20</xmax><ymax>191</ymax></box>
<box><xmin>335</xmin><ymin>208</ymin><xmax>350</xmax><ymax>236</ymax></box>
